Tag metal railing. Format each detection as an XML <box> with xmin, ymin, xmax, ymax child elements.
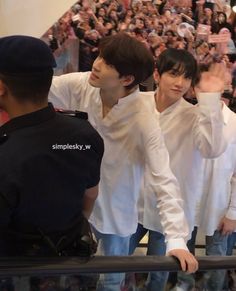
<box><xmin>0</xmin><ymin>256</ymin><xmax>235</xmax><ymax>277</ymax></box>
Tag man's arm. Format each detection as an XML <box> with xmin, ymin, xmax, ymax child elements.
<box><xmin>48</xmin><ymin>72</ymin><xmax>91</xmax><ymax>110</ymax></box>
<box><xmin>218</xmin><ymin>167</ymin><xmax>236</xmax><ymax>235</ymax></box>
<box><xmin>83</xmin><ymin>185</ymin><xmax>99</xmax><ymax>219</ymax></box>
<box><xmin>193</xmin><ymin>63</ymin><xmax>227</xmax><ymax>158</ymax></box>
<box><xmin>141</xmin><ymin>113</ymin><xmax>198</xmax><ymax>273</ymax></box>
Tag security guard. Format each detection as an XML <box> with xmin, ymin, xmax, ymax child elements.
<box><xmin>0</xmin><ymin>35</ymin><xmax>104</xmax><ymax>256</ymax></box>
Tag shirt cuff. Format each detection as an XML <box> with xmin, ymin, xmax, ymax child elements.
<box><xmin>166</xmin><ymin>238</ymin><xmax>189</xmax><ymax>254</ymax></box>
<box><xmin>226</xmin><ymin>207</ymin><xmax>236</xmax><ymax>220</ymax></box>
<box><xmin>197</xmin><ymin>92</ymin><xmax>221</xmax><ymax>107</ymax></box>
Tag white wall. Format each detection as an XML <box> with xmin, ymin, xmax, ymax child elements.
<box><xmin>0</xmin><ymin>0</ymin><xmax>77</xmax><ymax>38</ymax></box>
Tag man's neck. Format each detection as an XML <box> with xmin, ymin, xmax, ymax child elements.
<box><xmin>155</xmin><ymin>91</ymin><xmax>180</xmax><ymax>113</ymax></box>
<box><xmin>5</xmin><ymin>99</ymin><xmax>48</xmax><ymax>119</ymax></box>
<box><xmin>100</xmin><ymin>86</ymin><xmax>137</xmax><ymax>117</ymax></box>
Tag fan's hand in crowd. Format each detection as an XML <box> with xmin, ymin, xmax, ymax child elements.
<box><xmin>185</xmin><ymin>29</ymin><xmax>194</xmax><ymax>41</ymax></box>
<box><xmin>95</xmin><ymin>22</ymin><xmax>106</xmax><ymax>35</ymax></box>
<box><xmin>196</xmin><ymin>0</ymin><xmax>205</xmax><ymax>5</ymax></box>
<box><xmin>86</xmin><ymin>8</ymin><xmax>94</xmax><ymax>17</ymax></box>
<box><xmin>167</xmin><ymin>249</ymin><xmax>198</xmax><ymax>273</ymax></box>
<box><xmin>218</xmin><ymin>216</ymin><xmax>236</xmax><ymax>236</ymax></box>
<box><xmin>195</xmin><ymin>62</ymin><xmax>226</xmax><ymax>94</ymax></box>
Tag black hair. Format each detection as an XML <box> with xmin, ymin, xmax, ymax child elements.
<box><xmin>165</xmin><ymin>30</ymin><xmax>175</xmax><ymax>37</ymax></box>
<box><xmin>156</xmin><ymin>48</ymin><xmax>198</xmax><ymax>86</ymax></box>
<box><xmin>0</xmin><ymin>69</ymin><xmax>53</xmax><ymax>104</ymax></box>
<box><xmin>133</xmin><ymin>27</ymin><xmax>143</xmax><ymax>36</ymax></box>
<box><xmin>98</xmin><ymin>32</ymin><xmax>154</xmax><ymax>90</ymax></box>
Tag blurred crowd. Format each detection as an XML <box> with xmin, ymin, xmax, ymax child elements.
<box><xmin>42</xmin><ymin>0</ymin><xmax>236</xmax><ymax>109</ymax></box>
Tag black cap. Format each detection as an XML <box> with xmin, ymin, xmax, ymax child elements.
<box><xmin>0</xmin><ymin>35</ymin><xmax>57</xmax><ymax>75</ymax></box>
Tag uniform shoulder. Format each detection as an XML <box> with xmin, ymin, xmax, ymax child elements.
<box><xmin>55</xmin><ymin>111</ymin><xmax>104</xmax><ymax>151</ymax></box>
<box><xmin>55</xmin><ymin>110</ymin><xmax>93</xmax><ymax>133</ymax></box>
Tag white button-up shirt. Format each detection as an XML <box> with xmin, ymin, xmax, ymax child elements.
<box><xmin>195</xmin><ymin>103</ymin><xmax>236</xmax><ymax>235</ymax></box>
<box><xmin>138</xmin><ymin>93</ymin><xmax>226</xmax><ymax>243</ymax></box>
<box><xmin>49</xmin><ymin>72</ymin><xmax>189</xmax><ymax>252</ymax></box>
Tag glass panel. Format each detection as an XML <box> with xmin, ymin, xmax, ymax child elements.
<box><xmin>0</xmin><ymin>274</ymin><xmax>98</xmax><ymax>291</ymax></box>
<box><xmin>0</xmin><ymin>269</ymin><xmax>236</xmax><ymax>290</ymax></box>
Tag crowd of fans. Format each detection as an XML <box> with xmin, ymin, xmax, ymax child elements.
<box><xmin>43</xmin><ymin>0</ymin><xmax>236</xmax><ymax>108</ymax></box>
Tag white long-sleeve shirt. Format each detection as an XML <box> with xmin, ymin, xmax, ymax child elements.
<box><xmin>195</xmin><ymin>103</ymin><xmax>236</xmax><ymax>235</ymax></box>
<box><xmin>48</xmin><ymin>72</ymin><xmax>189</xmax><ymax>252</ymax></box>
<box><xmin>138</xmin><ymin>93</ymin><xmax>226</xmax><ymax>239</ymax></box>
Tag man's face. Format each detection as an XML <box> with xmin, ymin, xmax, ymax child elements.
<box><xmin>158</xmin><ymin>70</ymin><xmax>192</xmax><ymax>101</ymax></box>
<box><xmin>136</xmin><ymin>19</ymin><xmax>145</xmax><ymax>29</ymax></box>
<box><xmin>164</xmin><ymin>10</ymin><xmax>172</xmax><ymax>19</ymax></box>
<box><xmin>98</xmin><ymin>8</ymin><xmax>105</xmax><ymax>17</ymax></box>
<box><xmin>157</xmin><ymin>24</ymin><xmax>163</xmax><ymax>34</ymax></box>
<box><xmin>89</xmin><ymin>56</ymin><xmax>122</xmax><ymax>90</ymax></box>
<box><xmin>165</xmin><ymin>32</ymin><xmax>174</xmax><ymax>42</ymax></box>
<box><xmin>204</xmin><ymin>8</ymin><xmax>212</xmax><ymax>17</ymax></box>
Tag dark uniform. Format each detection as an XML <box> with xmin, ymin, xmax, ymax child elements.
<box><xmin>0</xmin><ymin>103</ymin><xmax>104</xmax><ymax>256</ymax></box>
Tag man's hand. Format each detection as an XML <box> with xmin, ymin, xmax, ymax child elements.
<box><xmin>167</xmin><ymin>249</ymin><xmax>198</xmax><ymax>273</ymax></box>
<box><xmin>194</xmin><ymin>63</ymin><xmax>226</xmax><ymax>94</ymax></box>
<box><xmin>218</xmin><ymin>216</ymin><xmax>236</xmax><ymax>236</ymax></box>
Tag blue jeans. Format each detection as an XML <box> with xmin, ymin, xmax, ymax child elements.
<box><xmin>178</xmin><ymin>228</ymin><xmax>228</xmax><ymax>291</ymax></box>
<box><xmin>205</xmin><ymin>230</ymin><xmax>228</xmax><ymax>291</ymax></box>
<box><xmin>92</xmin><ymin>227</ymin><xmax>131</xmax><ymax>291</ymax></box>
<box><xmin>129</xmin><ymin>223</ymin><xmax>168</xmax><ymax>291</ymax></box>
<box><xmin>227</xmin><ymin>232</ymin><xmax>236</xmax><ymax>256</ymax></box>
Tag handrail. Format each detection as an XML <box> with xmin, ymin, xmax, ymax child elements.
<box><xmin>138</xmin><ymin>243</ymin><xmax>236</xmax><ymax>249</ymax></box>
<box><xmin>0</xmin><ymin>256</ymin><xmax>235</xmax><ymax>277</ymax></box>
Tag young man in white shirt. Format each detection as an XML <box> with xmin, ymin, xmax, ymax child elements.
<box><xmin>130</xmin><ymin>48</ymin><xmax>227</xmax><ymax>291</ymax></box>
<box><xmin>49</xmin><ymin>33</ymin><xmax>198</xmax><ymax>291</ymax></box>
<box><xmin>182</xmin><ymin>100</ymin><xmax>236</xmax><ymax>291</ymax></box>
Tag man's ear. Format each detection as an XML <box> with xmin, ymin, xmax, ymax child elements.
<box><xmin>0</xmin><ymin>80</ymin><xmax>8</xmax><ymax>110</ymax></box>
<box><xmin>153</xmin><ymin>68</ymin><xmax>160</xmax><ymax>84</ymax></box>
<box><xmin>121</xmin><ymin>75</ymin><xmax>135</xmax><ymax>87</ymax></box>
<box><xmin>0</xmin><ymin>80</ymin><xmax>7</xmax><ymax>97</ymax></box>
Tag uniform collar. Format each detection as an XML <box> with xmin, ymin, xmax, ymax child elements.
<box><xmin>0</xmin><ymin>103</ymin><xmax>56</xmax><ymax>136</ymax></box>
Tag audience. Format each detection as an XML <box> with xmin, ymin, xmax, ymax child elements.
<box><xmin>42</xmin><ymin>0</ymin><xmax>235</xmax><ymax>103</ymax></box>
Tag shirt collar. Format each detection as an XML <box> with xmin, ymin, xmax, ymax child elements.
<box><xmin>115</xmin><ymin>88</ymin><xmax>140</xmax><ymax>106</ymax></box>
<box><xmin>155</xmin><ymin>89</ymin><xmax>183</xmax><ymax>115</ymax></box>
<box><xmin>0</xmin><ymin>103</ymin><xmax>56</xmax><ymax>136</ymax></box>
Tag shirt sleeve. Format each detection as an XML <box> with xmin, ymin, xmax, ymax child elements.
<box><xmin>139</xmin><ymin>112</ymin><xmax>189</xmax><ymax>252</ymax></box>
<box><xmin>48</xmin><ymin>72</ymin><xmax>91</xmax><ymax>110</ymax></box>
<box><xmin>193</xmin><ymin>93</ymin><xmax>227</xmax><ymax>158</ymax></box>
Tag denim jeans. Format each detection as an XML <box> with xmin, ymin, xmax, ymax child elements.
<box><xmin>92</xmin><ymin>227</ymin><xmax>131</xmax><ymax>291</ymax></box>
<box><xmin>129</xmin><ymin>223</ymin><xmax>168</xmax><ymax>291</ymax></box>
<box><xmin>227</xmin><ymin>232</ymin><xmax>236</xmax><ymax>256</ymax></box>
<box><xmin>178</xmin><ymin>228</ymin><xmax>228</xmax><ymax>291</ymax></box>
<box><xmin>204</xmin><ymin>230</ymin><xmax>228</xmax><ymax>290</ymax></box>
